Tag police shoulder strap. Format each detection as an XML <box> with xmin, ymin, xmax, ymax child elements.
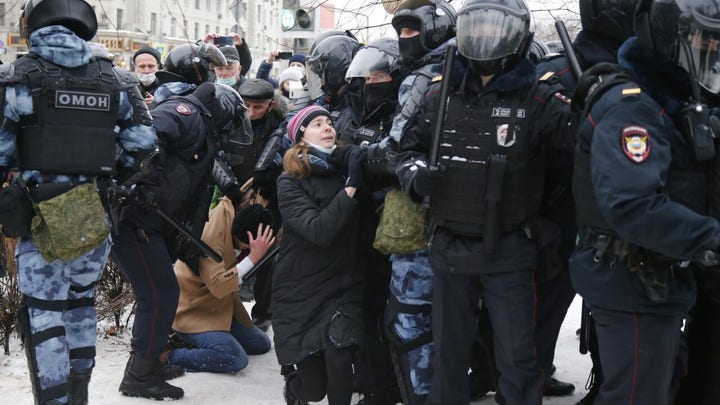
<box><xmin>572</xmin><ymin>62</ymin><xmax>639</xmax><ymax>120</ymax></box>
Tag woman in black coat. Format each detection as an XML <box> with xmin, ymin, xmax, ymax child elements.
<box><xmin>272</xmin><ymin>105</ymin><xmax>366</xmax><ymax>405</ymax></box>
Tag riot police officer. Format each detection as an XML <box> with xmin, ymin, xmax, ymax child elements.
<box><xmin>378</xmin><ymin>2</ymin><xmax>457</xmax><ymax>402</ymax></box>
<box><xmin>535</xmin><ymin>2</ymin><xmax>638</xmax><ymax>402</ymax></box>
<box><xmin>395</xmin><ymin>0</ymin><xmax>574</xmax><ymax>403</ymax></box>
<box><xmin>570</xmin><ymin>0</ymin><xmax>720</xmax><ymax>404</ymax></box>
<box><xmin>305</xmin><ymin>34</ymin><xmax>363</xmax><ymax>136</ymax></box>
<box><xmin>0</xmin><ymin>1</ymin><xmax>158</xmax><ymax>403</ymax></box>
<box><xmin>112</xmin><ymin>82</ymin><xmax>251</xmax><ymax>400</ymax></box>
<box><xmin>152</xmin><ymin>42</ymin><xmax>227</xmax><ymax>106</ymax></box>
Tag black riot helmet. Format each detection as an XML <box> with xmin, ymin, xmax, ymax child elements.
<box><xmin>20</xmin><ymin>0</ymin><xmax>98</xmax><ymax>40</ymax></box>
<box><xmin>391</xmin><ymin>1</ymin><xmax>457</xmax><ymax>65</ymax></box>
<box><xmin>636</xmin><ymin>0</ymin><xmax>720</xmax><ymax>94</ymax></box>
<box><xmin>163</xmin><ymin>43</ymin><xmax>227</xmax><ymax>85</ymax></box>
<box><xmin>192</xmin><ymin>82</ymin><xmax>253</xmax><ymax>146</ymax></box>
<box><xmin>305</xmin><ymin>35</ymin><xmax>362</xmax><ymax>100</ymax></box>
<box><xmin>308</xmin><ymin>30</ymin><xmax>356</xmax><ymax>57</ymax></box>
<box><xmin>580</xmin><ymin>0</ymin><xmax>638</xmax><ymax>47</ymax></box>
<box><xmin>528</xmin><ymin>36</ymin><xmax>550</xmax><ymax>63</ymax></box>
<box><xmin>456</xmin><ymin>0</ymin><xmax>534</xmax><ymax>76</ymax></box>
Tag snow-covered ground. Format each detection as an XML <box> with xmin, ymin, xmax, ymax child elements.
<box><xmin>0</xmin><ymin>297</ymin><xmax>591</xmax><ymax>405</ymax></box>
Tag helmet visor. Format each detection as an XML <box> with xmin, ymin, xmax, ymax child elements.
<box><xmin>199</xmin><ymin>42</ymin><xmax>227</xmax><ymax>67</ymax></box>
<box><xmin>456</xmin><ymin>7</ymin><xmax>527</xmax><ymax>61</ymax></box>
<box><xmin>681</xmin><ymin>17</ymin><xmax>720</xmax><ymax>94</ymax></box>
<box><xmin>223</xmin><ymin>106</ymin><xmax>253</xmax><ymax>146</ymax></box>
<box><xmin>345</xmin><ymin>46</ymin><xmax>398</xmax><ymax>82</ymax></box>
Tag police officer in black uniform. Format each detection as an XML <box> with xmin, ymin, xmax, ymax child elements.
<box><xmin>395</xmin><ymin>0</ymin><xmax>574</xmax><ymax>403</ymax></box>
<box><xmin>570</xmin><ymin>0</ymin><xmax>720</xmax><ymax>404</ymax></box>
<box><xmin>111</xmin><ymin>82</ymin><xmax>250</xmax><ymax>400</ymax></box>
<box><xmin>534</xmin><ymin>2</ymin><xmax>638</xmax><ymax>402</ymax></box>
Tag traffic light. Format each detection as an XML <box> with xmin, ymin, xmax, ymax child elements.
<box><xmin>280</xmin><ymin>0</ymin><xmax>315</xmax><ymax>31</ymax></box>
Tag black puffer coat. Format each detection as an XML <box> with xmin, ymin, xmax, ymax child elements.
<box><xmin>271</xmin><ymin>163</ymin><xmax>364</xmax><ymax>365</ymax></box>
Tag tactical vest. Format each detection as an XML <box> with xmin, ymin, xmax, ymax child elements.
<box><xmin>13</xmin><ymin>54</ymin><xmax>120</xmax><ymax>175</ymax></box>
<box><xmin>573</xmin><ymin>74</ymin><xmax>710</xmax><ymax>233</ymax></box>
<box><xmin>430</xmin><ymin>86</ymin><xmax>545</xmax><ymax>236</ymax></box>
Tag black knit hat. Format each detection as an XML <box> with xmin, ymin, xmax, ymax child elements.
<box><xmin>232</xmin><ymin>204</ymin><xmax>273</xmax><ymax>244</ymax></box>
<box><xmin>133</xmin><ymin>45</ymin><xmax>162</xmax><ymax>66</ymax></box>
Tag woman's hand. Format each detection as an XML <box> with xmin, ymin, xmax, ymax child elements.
<box><xmin>247</xmin><ymin>223</ymin><xmax>276</xmax><ymax>264</ymax></box>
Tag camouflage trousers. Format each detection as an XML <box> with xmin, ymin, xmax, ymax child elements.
<box><xmin>388</xmin><ymin>249</ymin><xmax>433</xmax><ymax>396</ymax></box>
<box><xmin>16</xmin><ymin>236</ymin><xmax>111</xmax><ymax>399</ymax></box>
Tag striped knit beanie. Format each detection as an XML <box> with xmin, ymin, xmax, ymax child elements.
<box><xmin>287</xmin><ymin>105</ymin><xmax>332</xmax><ymax>143</ymax></box>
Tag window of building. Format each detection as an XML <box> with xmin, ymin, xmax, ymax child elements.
<box><xmin>207</xmin><ymin>0</ymin><xmax>211</xmax><ymax>10</ymax></box>
<box><xmin>116</xmin><ymin>9</ymin><xmax>123</xmax><ymax>29</ymax></box>
<box><xmin>195</xmin><ymin>0</ymin><xmax>200</xmax><ymax>9</ymax></box>
<box><xmin>150</xmin><ymin>13</ymin><xmax>157</xmax><ymax>35</ymax></box>
<box><xmin>194</xmin><ymin>22</ymin><xmax>199</xmax><ymax>40</ymax></box>
<box><xmin>205</xmin><ymin>25</ymin><xmax>210</xmax><ymax>36</ymax></box>
<box><xmin>216</xmin><ymin>0</ymin><xmax>221</xmax><ymax>13</ymax></box>
<box><xmin>171</xmin><ymin>18</ymin><xmax>177</xmax><ymax>37</ymax></box>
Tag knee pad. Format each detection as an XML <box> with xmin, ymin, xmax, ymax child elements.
<box><xmin>17</xmin><ymin>298</ymin><xmax>69</xmax><ymax>404</ymax></box>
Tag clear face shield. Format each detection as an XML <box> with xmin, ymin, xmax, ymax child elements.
<box><xmin>305</xmin><ymin>53</ymin><xmax>327</xmax><ymax>100</ymax></box>
<box><xmin>680</xmin><ymin>15</ymin><xmax>720</xmax><ymax>95</ymax></box>
<box><xmin>345</xmin><ymin>46</ymin><xmax>398</xmax><ymax>82</ymax></box>
<box><xmin>456</xmin><ymin>6</ymin><xmax>527</xmax><ymax>61</ymax></box>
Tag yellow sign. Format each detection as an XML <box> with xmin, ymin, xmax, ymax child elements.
<box><xmin>98</xmin><ymin>37</ymin><xmax>125</xmax><ymax>51</ymax></box>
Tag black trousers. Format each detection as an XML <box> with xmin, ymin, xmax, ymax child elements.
<box><xmin>288</xmin><ymin>345</ymin><xmax>355</xmax><ymax>405</ymax></box>
<box><xmin>428</xmin><ymin>270</ymin><xmax>544</xmax><ymax>405</ymax></box>
<box><xmin>534</xmin><ymin>266</ymin><xmax>576</xmax><ymax>374</ymax></box>
<box><xmin>110</xmin><ymin>221</ymin><xmax>179</xmax><ymax>358</ymax></box>
<box><xmin>592</xmin><ymin>307</ymin><xmax>682</xmax><ymax>405</ymax></box>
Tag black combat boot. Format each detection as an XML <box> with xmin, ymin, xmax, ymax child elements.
<box><xmin>68</xmin><ymin>369</ymin><xmax>91</xmax><ymax>405</ymax></box>
<box><xmin>283</xmin><ymin>370</ymin><xmax>309</xmax><ymax>405</ymax></box>
<box><xmin>119</xmin><ymin>352</ymin><xmax>184</xmax><ymax>400</ymax></box>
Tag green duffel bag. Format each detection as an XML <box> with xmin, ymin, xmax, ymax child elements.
<box><xmin>31</xmin><ymin>182</ymin><xmax>110</xmax><ymax>262</ymax></box>
<box><xmin>373</xmin><ymin>189</ymin><xmax>429</xmax><ymax>255</ymax></box>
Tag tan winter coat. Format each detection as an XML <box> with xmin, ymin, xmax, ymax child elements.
<box><xmin>172</xmin><ymin>197</ymin><xmax>253</xmax><ymax>333</ymax></box>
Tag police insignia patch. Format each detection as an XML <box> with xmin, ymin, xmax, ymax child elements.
<box><xmin>176</xmin><ymin>103</ymin><xmax>192</xmax><ymax>115</ymax></box>
<box><xmin>496</xmin><ymin>124</ymin><xmax>517</xmax><ymax>147</ymax></box>
<box><xmin>621</xmin><ymin>126</ymin><xmax>651</xmax><ymax>163</ymax></box>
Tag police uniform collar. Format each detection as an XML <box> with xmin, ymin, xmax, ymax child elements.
<box><xmin>467</xmin><ymin>58</ymin><xmax>536</xmax><ymax>94</ymax></box>
<box><xmin>618</xmin><ymin>37</ymin><xmax>692</xmax><ymax>115</ymax></box>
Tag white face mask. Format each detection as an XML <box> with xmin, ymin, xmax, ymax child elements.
<box><xmin>305</xmin><ymin>140</ymin><xmax>337</xmax><ymax>155</ymax></box>
<box><xmin>136</xmin><ymin>72</ymin><xmax>156</xmax><ymax>87</ymax></box>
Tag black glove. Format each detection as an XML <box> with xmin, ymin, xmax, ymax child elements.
<box><xmin>133</xmin><ymin>184</ymin><xmax>159</xmax><ymax>211</ymax></box>
<box><xmin>412</xmin><ymin>166</ymin><xmax>442</xmax><ymax>197</ymax></box>
<box><xmin>345</xmin><ymin>148</ymin><xmax>366</xmax><ymax>189</ymax></box>
<box><xmin>327</xmin><ymin>144</ymin><xmax>356</xmax><ymax>171</ymax></box>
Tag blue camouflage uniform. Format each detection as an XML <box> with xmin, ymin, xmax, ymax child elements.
<box><xmin>571</xmin><ymin>37</ymin><xmax>720</xmax><ymax>405</ymax></box>
<box><xmin>0</xmin><ymin>26</ymin><xmax>156</xmax><ymax>404</ymax></box>
<box><xmin>384</xmin><ymin>44</ymin><xmax>448</xmax><ymax>398</ymax></box>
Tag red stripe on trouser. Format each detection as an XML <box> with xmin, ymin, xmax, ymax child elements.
<box><xmin>133</xmin><ymin>237</ymin><xmax>160</xmax><ymax>359</ymax></box>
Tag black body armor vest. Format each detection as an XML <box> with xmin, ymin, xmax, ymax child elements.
<box><xmin>431</xmin><ymin>88</ymin><xmax>545</xmax><ymax>236</ymax></box>
<box><xmin>14</xmin><ymin>54</ymin><xmax>119</xmax><ymax>175</ymax></box>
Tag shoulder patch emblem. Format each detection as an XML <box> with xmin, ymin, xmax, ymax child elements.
<box><xmin>539</xmin><ymin>72</ymin><xmax>554</xmax><ymax>82</ymax></box>
<box><xmin>175</xmin><ymin>103</ymin><xmax>192</xmax><ymax>115</ymax></box>
<box><xmin>621</xmin><ymin>125</ymin><xmax>651</xmax><ymax>163</ymax></box>
<box><xmin>553</xmin><ymin>92</ymin><xmax>571</xmax><ymax>104</ymax></box>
